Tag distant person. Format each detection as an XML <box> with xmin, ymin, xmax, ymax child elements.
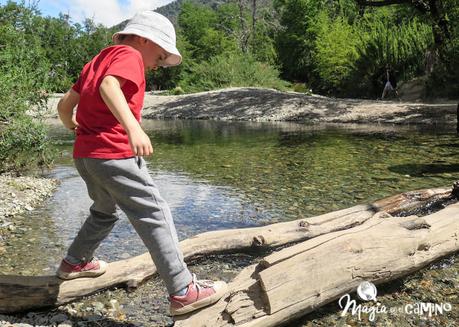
<box><xmin>424</xmin><ymin>49</ymin><xmax>436</xmax><ymax>75</ymax></box>
<box><xmin>381</xmin><ymin>65</ymin><xmax>399</xmax><ymax>100</ymax></box>
<box><xmin>56</xmin><ymin>10</ymin><xmax>227</xmax><ymax>316</ymax></box>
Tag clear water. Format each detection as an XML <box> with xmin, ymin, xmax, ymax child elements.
<box><xmin>1</xmin><ymin>120</ymin><xmax>459</xmax><ymax>275</ymax></box>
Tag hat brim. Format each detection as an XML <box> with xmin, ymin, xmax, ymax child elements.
<box><xmin>112</xmin><ymin>29</ymin><xmax>182</xmax><ymax>67</ymax></box>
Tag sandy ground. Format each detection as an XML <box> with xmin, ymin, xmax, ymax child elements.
<box><xmin>46</xmin><ymin>87</ymin><xmax>458</xmax><ymax>125</ymax></box>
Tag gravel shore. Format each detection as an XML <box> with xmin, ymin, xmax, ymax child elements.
<box><xmin>46</xmin><ymin>87</ymin><xmax>457</xmax><ymax>125</ymax></box>
<box><xmin>0</xmin><ymin>174</ymin><xmax>58</xmax><ymax>327</ymax></box>
<box><xmin>141</xmin><ymin>87</ymin><xmax>457</xmax><ymax>125</ymax></box>
<box><xmin>0</xmin><ymin>174</ymin><xmax>57</xmax><ymax>246</ymax></box>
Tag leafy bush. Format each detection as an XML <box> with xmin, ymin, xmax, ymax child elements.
<box><xmin>180</xmin><ymin>52</ymin><xmax>289</xmax><ymax>93</ymax></box>
<box><xmin>0</xmin><ymin>117</ymin><xmax>53</xmax><ymax>172</ymax></box>
<box><xmin>292</xmin><ymin>83</ymin><xmax>312</xmax><ymax>94</ymax></box>
<box><xmin>312</xmin><ymin>11</ymin><xmax>359</xmax><ymax>94</ymax></box>
<box><xmin>171</xmin><ymin>86</ymin><xmax>185</xmax><ymax>95</ymax></box>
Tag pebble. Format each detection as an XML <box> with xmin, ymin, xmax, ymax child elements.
<box><xmin>57</xmin><ymin>322</ymin><xmax>73</xmax><ymax>327</ymax></box>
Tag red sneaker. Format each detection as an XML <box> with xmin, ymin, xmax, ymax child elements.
<box><xmin>56</xmin><ymin>258</ymin><xmax>107</xmax><ymax>280</ymax></box>
<box><xmin>169</xmin><ymin>274</ymin><xmax>228</xmax><ymax>316</ymax></box>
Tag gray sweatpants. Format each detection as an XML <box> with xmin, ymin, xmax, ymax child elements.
<box><xmin>67</xmin><ymin>156</ymin><xmax>192</xmax><ymax>294</ymax></box>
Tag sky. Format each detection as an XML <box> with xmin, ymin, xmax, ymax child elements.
<box><xmin>0</xmin><ymin>0</ymin><xmax>175</xmax><ymax>26</ymax></box>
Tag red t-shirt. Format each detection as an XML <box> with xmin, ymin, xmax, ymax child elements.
<box><xmin>71</xmin><ymin>45</ymin><xmax>145</xmax><ymax>159</ymax></box>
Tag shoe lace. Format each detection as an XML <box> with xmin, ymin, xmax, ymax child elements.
<box><xmin>192</xmin><ymin>273</ymin><xmax>214</xmax><ymax>293</ymax></box>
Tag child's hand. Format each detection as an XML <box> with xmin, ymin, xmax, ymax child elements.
<box><xmin>128</xmin><ymin>127</ymin><xmax>153</xmax><ymax>156</ymax></box>
<box><xmin>61</xmin><ymin>113</ymin><xmax>79</xmax><ymax>130</ymax></box>
<box><xmin>65</xmin><ymin>113</ymin><xmax>79</xmax><ymax>130</ymax></box>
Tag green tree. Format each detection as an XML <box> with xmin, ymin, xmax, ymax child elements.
<box><xmin>0</xmin><ymin>1</ymin><xmax>52</xmax><ymax>172</ymax></box>
<box><xmin>178</xmin><ymin>2</ymin><xmax>238</xmax><ymax>62</ymax></box>
<box><xmin>38</xmin><ymin>14</ymin><xmax>77</xmax><ymax>92</ymax></box>
<box><xmin>274</xmin><ymin>0</ymin><xmax>326</xmax><ymax>82</ymax></box>
<box><xmin>355</xmin><ymin>0</ymin><xmax>451</xmax><ymax>49</ymax></box>
<box><xmin>312</xmin><ymin>10</ymin><xmax>360</xmax><ymax>94</ymax></box>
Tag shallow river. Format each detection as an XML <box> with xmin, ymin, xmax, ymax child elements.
<box><xmin>2</xmin><ymin>119</ymin><xmax>459</xmax><ymax>275</ymax></box>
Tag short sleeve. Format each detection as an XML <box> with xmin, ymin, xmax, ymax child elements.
<box><xmin>103</xmin><ymin>47</ymin><xmax>144</xmax><ymax>93</ymax></box>
<box><xmin>72</xmin><ymin>74</ymin><xmax>82</xmax><ymax>94</ymax></box>
<box><xmin>72</xmin><ymin>61</ymin><xmax>91</xmax><ymax>94</ymax></box>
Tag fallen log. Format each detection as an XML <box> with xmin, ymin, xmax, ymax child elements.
<box><xmin>174</xmin><ymin>201</ymin><xmax>459</xmax><ymax>327</ymax></box>
<box><xmin>0</xmin><ymin>186</ymin><xmax>454</xmax><ymax>313</ymax></box>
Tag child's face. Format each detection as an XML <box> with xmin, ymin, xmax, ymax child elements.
<box><xmin>139</xmin><ymin>38</ymin><xmax>169</xmax><ymax>72</ymax></box>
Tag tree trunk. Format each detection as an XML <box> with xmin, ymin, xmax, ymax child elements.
<box><xmin>174</xmin><ymin>201</ymin><xmax>459</xmax><ymax>326</ymax></box>
<box><xmin>428</xmin><ymin>0</ymin><xmax>450</xmax><ymax>48</ymax></box>
<box><xmin>238</xmin><ymin>0</ymin><xmax>249</xmax><ymax>53</ymax></box>
<box><xmin>251</xmin><ymin>0</ymin><xmax>257</xmax><ymax>46</ymax></box>
<box><xmin>0</xmin><ymin>187</ymin><xmax>454</xmax><ymax>313</ymax></box>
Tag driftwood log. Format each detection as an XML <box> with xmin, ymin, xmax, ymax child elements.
<box><xmin>175</xmin><ymin>201</ymin><xmax>459</xmax><ymax>326</ymax></box>
<box><xmin>0</xmin><ymin>186</ymin><xmax>455</xmax><ymax>314</ymax></box>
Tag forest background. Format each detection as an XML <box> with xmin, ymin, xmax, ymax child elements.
<box><xmin>0</xmin><ymin>0</ymin><xmax>458</xmax><ymax>171</ymax></box>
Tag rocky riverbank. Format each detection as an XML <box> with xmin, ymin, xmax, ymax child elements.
<box><xmin>0</xmin><ymin>174</ymin><xmax>57</xmax><ymax>248</ymax></box>
<box><xmin>142</xmin><ymin>87</ymin><xmax>457</xmax><ymax>125</ymax></box>
<box><xmin>45</xmin><ymin>87</ymin><xmax>457</xmax><ymax>125</ymax></box>
<box><xmin>0</xmin><ymin>174</ymin><xmax>58</xmax><ymax>326</ymax></box>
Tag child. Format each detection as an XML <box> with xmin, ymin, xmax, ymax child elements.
<box><xmin>56</xmin><ymin>10</ymin><xmax>227</xmax><ymax>316</ymax></box>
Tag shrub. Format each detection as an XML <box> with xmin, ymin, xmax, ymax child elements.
<box><xmin>0</xmin><ymin>117</ymin><xmax>53</xmax><ymax>172</ymax></box>
<box><xmin>292</xmin><ymin>83</ymin><xmax>312</xmax><ymax>94</ymax></box>
<box><xmin>181</xmin><ymin>52</ymin><xmax>289</xmax><ymax>93</ymax></box>
<box><xmin>171</xmin><ymin>86</ymin><xmax>185</xmax><ymax>95</ymax></box>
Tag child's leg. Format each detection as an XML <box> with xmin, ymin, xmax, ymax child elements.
<box><xmin>66</xmin><ymin>158</ymin><xmax>118</xmax><ymax>262</ymax></box>
<box><xmin>82</xmin><ymin>157</ymin><xmax>192</xmax><ymax>295</ymax></box>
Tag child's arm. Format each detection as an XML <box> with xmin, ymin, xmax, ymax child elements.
<box><xmin>99</xmin><ymin>75</ymin><xmax>153</xmax><ymax>156</ymax></box>
<box><xmin>57</xmin><ymin>89</ymin><xmax>80</xmax><ymax>130</ymax></box>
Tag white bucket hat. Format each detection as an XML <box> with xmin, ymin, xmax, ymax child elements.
<box><xmin>112</xmin><ymin>11</ymin><xmax>182</xmax><ymax>67</ymax></box>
